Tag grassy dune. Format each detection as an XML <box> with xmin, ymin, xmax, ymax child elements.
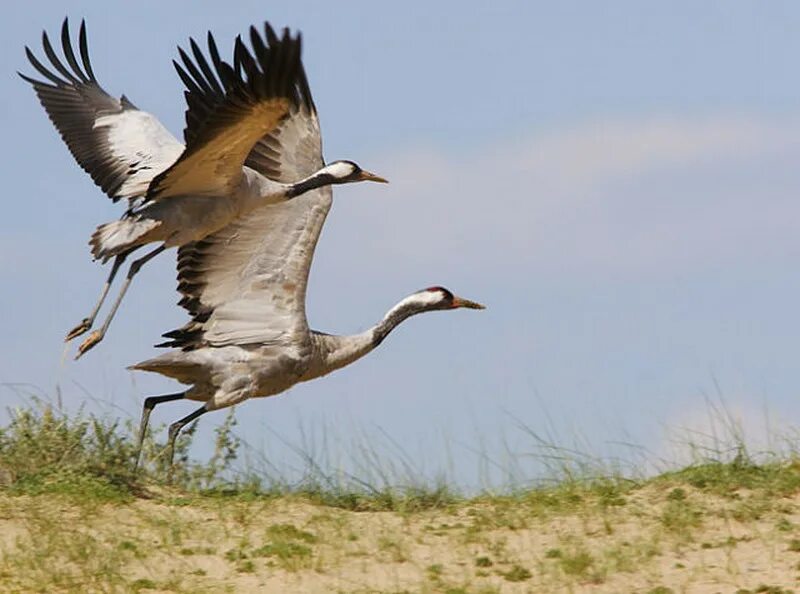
<box><xmin>1</xmin><ymin>403</ymin><xmax>799</xmax><ymax>593</ymax></box>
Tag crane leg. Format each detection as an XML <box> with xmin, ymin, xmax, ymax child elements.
<box><xmin>166</xmin><ymin>405</ymin><xmax>208</xmax><ymax>483</ymax></box>
<box><xmin>65</xmin><ymin>252</ymin><xmax>130</xmax><ymax>341</ymax></box>
<box><xmin>75</xmin><ymin>244</ymin><xmax>166</xmax><ymax>359</ymax></box>
<box><xmin>133</xmin><ymin>392</ymin><xmax>186</xmax><ymax>473</ymax></box>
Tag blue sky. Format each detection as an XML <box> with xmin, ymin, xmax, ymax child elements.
<box><xmin>2</xmin><ymin>1</ymin><xmax>799</xmax><ymax>487</ymax></box>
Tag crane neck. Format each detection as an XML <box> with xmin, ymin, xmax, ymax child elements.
<box><xmin>248</xmin><ymin>166</ymin><xmax>337</xmax><ymax>206</ymax></box>
<box><xmin>284</xmin><ymin>170</ymin><xmax>338</xmax><ymax>199</ymax></box>
<box><xmin>371</xmin><ymin>298</ymin><xmax>429</xmax><ymax>346</ymax></box>
<box><xmin>301</xmin><ymin>298</ymin><xmax>435</xmax><ymax>383</ymax></box>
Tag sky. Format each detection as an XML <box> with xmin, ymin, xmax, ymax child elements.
<box><xmin>2</xmin><ymin>1</ymin><xmax>799</xmax><ymax>488</ymax></box>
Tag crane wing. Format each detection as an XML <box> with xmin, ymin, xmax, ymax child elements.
<box><xmin>144</xmin><ymin>24</ymin><xmax>304</xmax><ymax>202</ymax></box>
<box><xmin>158</xmin><ymin>75</ymin><xmax>330</xmax><ymax>350</ymax></box>
<box><xmin>20</xmin><ymin>19</ymin><xmax>183</xmax><ymax>205</ymax></box>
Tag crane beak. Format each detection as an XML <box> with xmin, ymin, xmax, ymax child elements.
<box><xmin>452</xmin><ymin>296</ymin><xmax>486</xmax><ymax>310</ymax></box>
<box><xmin>357</xmin><ymin>170</ymin><xmax>389</xmax><ymax>183</ymax></box>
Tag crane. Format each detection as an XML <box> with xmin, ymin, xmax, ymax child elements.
<box><xmin>129</xmin><ymin>43</ymin><xmax>485</xmax><ymax>467</ymax></box>
<box><xmin>20</xmin><ymin>19</ymin><xmax>387</xmax><ymax>358</ymax></box>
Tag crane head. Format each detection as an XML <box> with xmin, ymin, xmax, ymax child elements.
<box><xmin>323</xmin><ymin>160</ymin><xmax>388</xmax><ymax>184</ymax></box>
<box><xmin>419</xmin><ymin>286</ymin><xmax>486</xmax><ymax>311</ymax></box>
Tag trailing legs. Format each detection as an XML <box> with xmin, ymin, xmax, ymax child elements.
<box><xmin>166</xmin><ymin>405</ymin><xmax>209</xmax><ymax>482</ymax></box>
<box><xmin>76</xmin><ymin>245</ymin><xmax>166</xmax><ymax>358</ymax></box>
<box><xmin>65</xmin><ymin>251</ymin><xmax>130</xmax><ymax>341</ymax></box>
<box><xmin>133</xmin><ymin>392</ymin><xmax>186</xmax><ymax>472</ymax></box>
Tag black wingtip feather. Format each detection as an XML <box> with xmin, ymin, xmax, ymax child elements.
<box><xmin>178</xmin><ymin>46</ymin><xmax>215</xmax><ymax>97</ymax></box>
<box><xmin>264</xmin><ymin>22</ymin><xmax>279</xmax><ymax>46</ymax></box>
<box><xmin>42</xmin><ymin>29</ymin><xmax>77</xmax><ymax>85</ymax></box>
<box><xmin>190</xmin><ymin>37</ymin><xmax>222</xmax><ymax>96</ymax></box>
<box><xmin>25</xmin><ymin>45</ymin><xmax>62</xmax><ymax>86</ymax></box>
<box><xmin>173</xmin><ymin>59</ymin><xmax>195</xmax><ymax>92</ymax></box>
<box><xmin>234</xmin><ymin>36</ymin><xmax>260</xmax><ymax>91</ymax></box>
<box><xmin>249</xmin><ymin>25</ymin><xmax>269</xmax><ymax>67</ymax></box>
<box><xmin>206</xmin><ymin>31</ymin><xmax>223</xmax><ymax>76</ymax></box>
<box><xmin>59</xmin><ymin>18</ymin><xmax>89</xmax><ymax>84</ymax></box>
<box><xmin>78</xmin><ymin>20</ymin><xmax>96</xmax><ymax>81</ymax></box>
<box><xmin>232</xmin><ymin>35</ymin><xmax>244</xmax><ymax>77</ymax></box>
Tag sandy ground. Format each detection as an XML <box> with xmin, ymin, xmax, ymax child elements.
<box><xmin>0</xmin><ymin>483</ymin><xmax>799</xmax><ymax>593</ymax></box>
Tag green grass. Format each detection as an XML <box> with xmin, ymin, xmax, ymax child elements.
<box><xmin>0</xmin><ymin>403</ymin><xmax>138</xmax><ymax>501</ymax></box>
<box><xmin>0</xmin><ymin>399</ymin><xmax>247</xmax><ymax>500</ymax></box>
<box><xmin>558</xmin><ymin>548</ymin><xmax>594</xmax><ymax>577</ymax></box>
<box><xmin>658</xmin><ymin>458</ymin><xmax>800</xmax><ymax>497</ymax></box>
<box><xmin>0</xmin><ymin>400</ymin><xmax>468</xmax><ymax>515</ymax></box>
<box><xmin>1</xmin><ymin>398</ymin><xmax>799</xmax><ymax>517</ymax></box>
<box><xmin>2</xmin><ymin>399</ymin><xmax>800</xmax><ymax>592</ymax></box>
<box><xmin>499</xmin><ymin>564</ymin><xmax>532</xmax><ymax>582</ymax></box>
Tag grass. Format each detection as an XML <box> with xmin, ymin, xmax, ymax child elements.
<box><xmin>1</xmin><ymin>399</ymin><xmax>800</xmax><ymax>592</ymax></box>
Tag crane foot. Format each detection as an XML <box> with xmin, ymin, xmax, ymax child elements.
<box><xmin>65</xmin><ymin>318</ymin><xmax>93</xmax><ymax>342</ymax></box>
<box><xmin>75</xmin><ymin>331</ymin><xmax>103</xmax><ymax>359</ymax></box>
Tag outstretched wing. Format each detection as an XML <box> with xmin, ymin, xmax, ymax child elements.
<box><xmin>158</xmin><ymin>64</ymin><xmax>330</xmax><ymax>350</ymax></box>
<box><xmin>145</xmin><ymin>24</ymin><xmax>305</xmax><ymax>201</ymax></box>
<box><xmin>19</xmin><ymin>18</ymin><xmax>183</xmax><ymax>204</ymax></box>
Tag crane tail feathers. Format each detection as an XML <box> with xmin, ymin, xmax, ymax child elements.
<box><xmin>129</xmin><ymin>353</ymin><xmax>208</xmax><ymax>385</ymax></box>
<box><xmin>90</xmin><ymin>218</ymin><xmax>161</xmax><ymax>262</ymax></box>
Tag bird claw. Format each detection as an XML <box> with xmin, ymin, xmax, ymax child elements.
<box><xmin>65</xmin><ymin>318</ymin><xmax>93</xmax><ymax>342</ymax></box>
<box><xmin>75</xmin><ymin>331</ymin><xmax>103</xmax><ymax>359</ymax></box>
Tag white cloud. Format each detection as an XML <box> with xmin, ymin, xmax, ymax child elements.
<box><xmin>334</xmin><ymin>113</ymin><xmax>800</xmax><ymax>283</ymax></box>
<box><xmin>508</xmin><ymin>115</ymin><xmax>800</xmax><ymax>193</ymax></box>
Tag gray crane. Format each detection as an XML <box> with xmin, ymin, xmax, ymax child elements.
<box><xmin>20</xmin><ymin>20</ymin><xmax>387</xmax><ymax>358</ymax></box>
<box><xmin>129</xmin><ymin>68</ymin><xmax>485</xmax><ymax>468</ymax></box>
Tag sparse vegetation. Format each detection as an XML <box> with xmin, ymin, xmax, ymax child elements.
<box><xmin>500</xmin><ymin>564</ymin><xmax>532</xmax><ymax>582</ymax></box>
<box><xmin>2</xmin><ymin>399</ymin><xmax>800</xmax><ymax>592</ymax></box>
<box><xmin>558</xmin><ymin>547</ymin><xmax>594</xmax><ymax>577</ymax></box>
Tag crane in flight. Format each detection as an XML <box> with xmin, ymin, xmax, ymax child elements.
<box><xmin>20</xmin><ymin>19</ymin><xmax>387</xmax><ymax>358</ymax></box>
<box><xmin>129</xmin><ymin>27</ymin><xmax>485</xmax><ymax>468</ymax></box>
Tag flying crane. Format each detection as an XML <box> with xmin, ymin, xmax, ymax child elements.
<box><xmin>20</xmin><ymin>19</ymin><xmax>387</xmax><ymax>357</ymax></box>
